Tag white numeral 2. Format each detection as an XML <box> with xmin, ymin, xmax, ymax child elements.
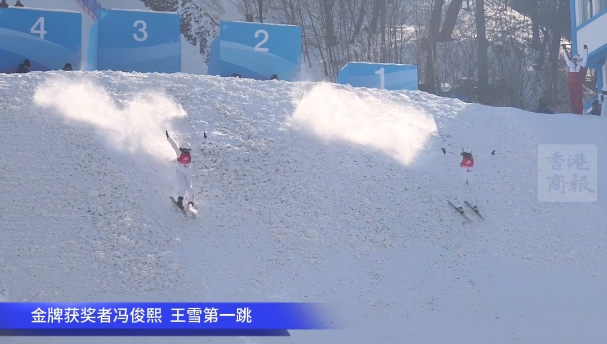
<box><xmin>254</xmin><ymin>29</ymin><xmax>269</xmax><ymax>52</ymax></box>
<box><xmin>375</xmin><ymin>67</ymin><xmax>385</xmax><ymax>89</ymax></box>
<box><xmin>133</xmin><ymin>20</ymin><xmax>148</xmax><ymax>42</ymax></box>
<box><xmin>31</xmin><ymin>17</ymin><xmax>47</xmax><ymax>40</ymax></box>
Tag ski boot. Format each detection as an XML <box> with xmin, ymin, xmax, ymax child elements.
<box><xmin>472</xmin><ymin>205</ymin><xmax>478</xmax><ymax>213</ymax></box>
<box><xmin>177</xmin><ymin>196</ymin><xmax>184</xmax><ymax>209</ymax></box>
<box><xmin>188</xmin><ymin>201</ymin><xmax>195</xmax><ymax>209</ymax></box>
<box><xmin>456</xmin><ymin>206</ymin><xmax>464</xmax><ymax>214</ymax></box>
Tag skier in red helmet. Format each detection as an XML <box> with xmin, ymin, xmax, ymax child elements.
<box><xmin>456</xmin><ymin>147</ymin><xmax>477</xmax><ymax>214</ymax></box>
<box><xmin>166</xmin><ymin>130</ymin><xmax>195</xmax><ymax>210</ymax></box>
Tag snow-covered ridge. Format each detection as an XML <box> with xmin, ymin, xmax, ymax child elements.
<box><xmin>1</xmin><ymin>71</ymin><xmax>607</xmax><ymax>343</ymax></box>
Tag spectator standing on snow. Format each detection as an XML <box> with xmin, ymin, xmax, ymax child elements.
<box><xmin>166</xmin><ymin>130</ymin><xmax>196</xmax><ymax>210</ymax></box>
<box><xmin>16</xmin><ymin>59</ymin><xmax>30</xmax><ymax>73</ymax></box>
<box><xmin>0</xmin><ymin>1</ymin><xmax>9</xmax><ymax>8</ymax></box>
<box><xmin>62</xmin><ymin>63</ymin><xmax>72</xmax><ymax>71</ymax></box>
<box><xmin>14</xmin><ymin>0</ymin><xmax>23</xmax><ymax>7</ymax></box>
<box><xmin>562</xmin><ymin>44</ymin><xmax>588</xmax><ymax>115</ymax></box>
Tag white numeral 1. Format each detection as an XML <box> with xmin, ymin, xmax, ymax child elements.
<box><xmin>133</xmin><ymin>20</ymin><xmax>148</xmax><ymax>42</ymax></box>
<box><xmin>31</xmin><ymin>17</ymin><xmax>47</xmax><ymax>40</ymax></box>
<box><xmin>375</xmin><ymin>68</ymin><xmax>385</xmax><ymax>89</ymax></box>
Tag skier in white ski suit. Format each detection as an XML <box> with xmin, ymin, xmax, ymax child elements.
<box><xmin>166</xmin><ymin>130</ymin><xmax>195</xmax><ymax>209</ymax></box>
<box><xmin>456</xmin><ymin>147</ymin><xmax>477</xmax><ymax>213</ymax></box>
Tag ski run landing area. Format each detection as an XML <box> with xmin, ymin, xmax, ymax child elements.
<box><xmin>2</xmin><ymin>71</ymin><xmax>607</xmax><ymax>344</ymax></box>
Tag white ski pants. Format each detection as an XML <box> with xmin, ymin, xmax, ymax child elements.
<box><xmin>176</xmin><ymin>167</ymin><xmax>194</xmax><ymax>203</ymax></box>
<box><xmin>458</xmin><ymin>169</ymin><xmax>476</xmax><ymax>207</ymax></box>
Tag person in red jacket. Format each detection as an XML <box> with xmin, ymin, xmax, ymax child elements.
<box><xmin>562</xmin><ymin>44</ymin><xmax>588</xmax><ymax>115</ymax></box>
<box><xmin>0</xmin><ymin>0</ymin><xmax>9</xmax><ymax>8</ymax></box>
<box><xmin>166</xmin><ymin>130</ymin><xmax>195</xmax><ymax>210</ymax></box>
<box><xmin>456</xmin><ymin>147</ymin><xmax>477</xmax><ymax>213</ymax></box>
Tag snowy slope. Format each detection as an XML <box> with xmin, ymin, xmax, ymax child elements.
<box><xmin>512</xmin><ymin>113</ymin><xmax>607</xmax><ymax>213</ymax></box>
<box><xmin>2</xmin><ymin>72</ymin><xmax>607</xmax><ymax>344</ymax></box>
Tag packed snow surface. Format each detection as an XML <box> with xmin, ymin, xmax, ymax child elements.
<box><xmin>1</xmin><ymin>71</ymin><xmax>607</xmax><ymax>344</ymax></box>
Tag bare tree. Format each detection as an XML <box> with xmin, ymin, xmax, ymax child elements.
<box><xmin>438</xmin><ymin>0</ymin><xmax>465</xmax><ymax>42</ymax></box>
<box><xmin>256</xmin><ymin>0</ymin><xmax>264</xmax><ymax>22</ymax></box>
<box><xmin>535</xmin><ymin>0</ymin><xmax>570</xmax><ymax>111</ymax></box>
<box><xmin>423</xmin><ymin>0</ymin><xmax>444</xmax><ymax>93</ymax></box>
<box><xmin>475</xmin><ymin>0</ymin><xmax>489</xmax><ymax>104</ymax></box>
<box><xmin>154</xmin><ymin>0</ymin><xmax>580</xmax><ymax>112</ymax></box>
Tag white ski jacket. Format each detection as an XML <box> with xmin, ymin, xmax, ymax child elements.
<box><xmin>563</xmin><ymin>48</ymin><xmax>588</xmax><ymax>72</ymax></box>
<box><xmin>167</xmin><ymin>136</ymin><xmax>192</xmax><ymax>170</ymax></box>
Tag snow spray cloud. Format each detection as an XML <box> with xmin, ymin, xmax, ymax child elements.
<box><xmin>291</xmin><ymin>83</ymin><xmax>438</xmax><ymax>166</ymax></box>
<box><xmin>33</xmin><ymin>75</ymin><xmax>186</xmax><ymax>161</ymax></box>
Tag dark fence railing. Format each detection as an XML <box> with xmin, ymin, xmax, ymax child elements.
<box><xmin>73</xmin><ymin>0</ymin><xmax>103</xmax><ymax>21</ymax></box>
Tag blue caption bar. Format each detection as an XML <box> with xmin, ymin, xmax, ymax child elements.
<box><xmin>0</xmin><ymin>302</ymin><xmax>334</xmax><ymax>336</ymax></box>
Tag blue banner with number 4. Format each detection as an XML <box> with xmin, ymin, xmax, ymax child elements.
<box><xmin>0</xmin><ymin>7</ymin><xmax>82</xmax><ymax>73</ymax></box>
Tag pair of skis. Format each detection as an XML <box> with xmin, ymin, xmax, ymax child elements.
<box><xmin>170</xmin><ymin>196</ymin><xmax>197</xmax><ymax>217</ymax></box>
<box><xmin>447</xmin><ymin>200</ymin><xmax>484</xmax><ymax>222</ymax></box>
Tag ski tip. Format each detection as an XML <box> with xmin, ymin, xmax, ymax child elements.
<box><xmin>170</xmin><ymin>197</ymin><xmax>187</xmax><ymax>213</ymax></box>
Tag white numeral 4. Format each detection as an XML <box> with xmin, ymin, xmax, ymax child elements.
<box><xmin>31</xmin><ymin>17</ymin><xmax>47</xmax><ymax>40</ymax></box>
<box><xmin>254</xmin><ymin>29</ymin><xmax>269</xmax><ymax>52</ymax></box>
<box><xmin>133</xmin><ymin>20</ymin><xmax>148</xmax><ymax>42</ymax></box>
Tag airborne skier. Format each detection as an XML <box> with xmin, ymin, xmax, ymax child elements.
<box><xmin>456</xmin><ymin>147</ymin><xmax>477</xmax><ymax>214</ymax></box>
<box><xmin>166</xmin><ymin>130</ymin><xmax>195</xmax><ymax>210</ymax></box>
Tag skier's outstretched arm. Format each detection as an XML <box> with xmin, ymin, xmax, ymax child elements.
<box><xmin>562</xmin><ymin>48</ymin><xmax>574</xmax><ymax>69</ymax></box>
<box><xmin>441</xmin><ymin>148</ymin><xmax>495</xmax><ymax>155</ymax></box>
<box><xmin>581</xmin><ymin>45</ymin><xmax>589</xmax><ymax>67</ymax></box>
<box><xmin>166</xmin><ymin>130</ymin><xmax>180</xmax><ymax>157</ymax></box>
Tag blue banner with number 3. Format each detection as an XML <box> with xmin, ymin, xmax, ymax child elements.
<box><xmin>92</xmin><ymin>9</ymin><xmax>181</xmax><ymax>73</ymax></box>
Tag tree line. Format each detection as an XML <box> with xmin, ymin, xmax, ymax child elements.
<box><xmin>142</xmin><ymin>0</ymin><xmax>588</xmax><ymax>113</ymax></box>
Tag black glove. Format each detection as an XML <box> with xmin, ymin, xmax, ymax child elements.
<box><xmin>584</xmin><ymin>45</ymin><xmax>587</xmax><ymax>49</ymax></box>
<box><xmin>562</xmin><ymin>44</ymin><xmax>566</xmax><ymax>49</ymax></box>
<box><xmin>441</xmin><ymin>148</ymin><xmax>446</xmax><ymax>154</ymax></box>
<box><xmin>166</xmin><ymin>130</ymin><xmax>169</xmax><ymax>138</ymax></box>
<box><xmin>491</xmin><ymin>150</ymin><xmax>495</xmax><ymax>155</ymax></box>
